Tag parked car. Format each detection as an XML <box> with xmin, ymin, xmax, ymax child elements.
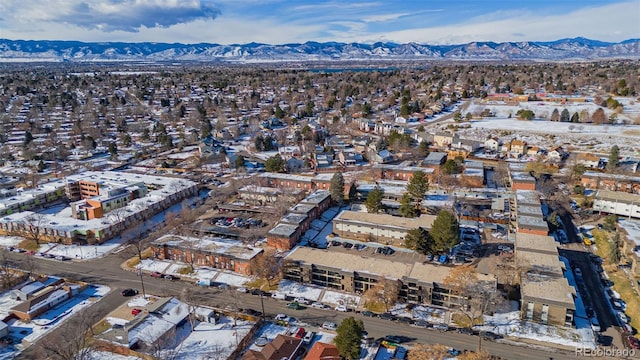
<box><xmin>590</xmin><ymin>317</ymin><xmax>601</xmax><ymax>332</ymax></box>
<box><xmin>237</xmin><ymin>287</ymin><xmax>248</xmax><ymax>293</ymax></box>
<box><xmin>618</xmin><ymin>312</ymin><xmax>629</xmax><ymax>324</ymax></box>
<box><xmin>287</xmin><ymin>301</ymin><xmax>304</xmax><ymax>310</ymax></box>
<box><xmin>335</xmin><ymin>305</ymin><xmax>348</xmax><ymax>312</ymax></box>
<box><xmin>294</xmin><ymin>297</ymin><xmax>309</xmax><ymax>305</ymax></box>
<box><xmin>433</xmin><ymin>323</ymin><xmax>449</xmax><ymax>332</ymax></box>
<box><xmin>361</xmin><ymin>310</ymin><xmax>377</xmax><ymax>317</ymax></box>
<box><xmin>150</xmin><ymin>271</ymin><xmax>164</xmax><ymax>278</ymax></box>
<box><xmin>303</xmin><ymin>331</ymin><xmax>316</xmax><ymax>344</ymax></box>
<box><xmin>378</xmin><ymin>313</ymin><xmax>395</xmax><ymax>321</ymax></box>
<box><xmin>628</xmin><ymin>336</ymin><xmax>640</xmax><ymax>350</ymax></box>
<box><xmin>456</xmin><ymin>327</ymin><xmax>474</xmax><ymax>335</ymax></box>
<box><xmin>164</xmin><ymin>274</ymin><xmax>178</xmax><ymax>280</ymax></box>
<box><xmin>310</xmin><ymin>302</ymin><xmax>326</xmax><ymax>309</ymax></box>
<box><xmin>322</xmin><ymin>321</ymin><xmax>337</xmax><ymax>331</ymax></box>
<box><xmin>131</xmin><ymin>308</ymin><xmax>142</xmax><ymax>316</ymax></box>
<box><xmin>396</xmin><ymin>317</ymin><xmax>413</xmax><ymax>325</ymax></box>
<box><xmin>412</xmin><ymin>320</ymin><xmax>430</xmax><ymax>328</ymax></box>
<box><xmin>121</xmin><ymin>288</ymin><xmax>139</xmax><ymax>297</ymax></box>
<box><xmin>243</xmin><ymin>308</ymin><xmax>262</xmax><ymax>317</ymax></box>
<box><xmin>574</xmin><ymin>268</ymin><xmax>582</xmax><ymax>278</ymax></box>
<box><xmin>585</xmin><ymin>306</ymin><xmax>594</xmax><ymax>318</ymax></box>
<box><xmin>611</xmin><ymin>299</ymin><xmax>626</xmax><ymax>311</ymax></box>
<box><xmin>479</xmin><ymin>331</ymin><xmax>501</xmax><ymax>341</ymax></box>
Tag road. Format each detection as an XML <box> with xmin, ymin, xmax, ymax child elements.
<box><xmin>5</xmin><ymin>250</ymin><xmax>582</xmax><ymax>360</ymax></box>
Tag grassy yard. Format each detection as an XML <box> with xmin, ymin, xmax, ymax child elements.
<box><xmin>591</xmin><ymin>230</ymin><xmax>640</xmax><ymax>333</ymax></box>
<box><xmin>608</xmin><ymin>270</ymin><xmax>640</xmax><ymax>333</ymax></box>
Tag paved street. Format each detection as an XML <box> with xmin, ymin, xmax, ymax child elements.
<box><xmin>5</xmin><ymin>250</ymin><xmax>587</xmax><ymax>360</ymax></box>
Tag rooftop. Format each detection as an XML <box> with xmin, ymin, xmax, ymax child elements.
<box><xmin>268</xmin><ymin>223</ymin><xmax>299</xmax><ymax>238</ymax></box>
<box><xmin>334</xmin><ymin>210</ymin><xmax>436</xmax><ymax>230</ymax></box>
<box><xmin>152</xmin><ymin>235</ymin><xmax>263</xmax><ymax>260</ymax></box>
<box><xmin>595</xmin><ymin>190</ymin><xmax>640</xmax><ymax>204</ymax></box>
<box><xmin>301</xmin><ymin>190</ymin><xmax>331</xmax><ymax>205</ymax></box>
<box><xmin>515</xmin><ymin>233</ymin><xmax>558</xmax><ymax>255</ymax></box>
<box><xmin>515</xmin><ymin>190</ymin><xmax>541</xmax><ymax>206</ymax></box>
<box><xmin>516</xmin><ymin>250</ymin><xmax>564</xmax><ymax>276</ymax></box>
<box><xmin>517</xmin><ymin>205</ymin><xmax>543</xmax><ymax>217</ymax></box>
<box><xmin>517</xmin><ymin>215</ymin><xmax>549</xmax><ymax>231</ymax></box>
<box><xmin>280</xmin><ymin>213</ymin><xmax>308</xmax><ymax>226</ymax></box>
<box><xmin>259</xmin><ymin>172</ymin><xmax>313</xmax><ymax>183</ymax></box>
<box><xmin>521</xmin><ymin>273</ymin><xmax>576</xmax><ymax>309</ymax></box>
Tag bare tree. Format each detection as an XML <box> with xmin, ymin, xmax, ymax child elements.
<box><xmin>14</xmin><ymin>213</ymin><xmax>47</xmax><ymax>245</ymax></box>
<box><xmin>363</xmin><ymin>278</ymin><xmax>400</xmax><ymax>312</ymax></box>
<box><xmin>408</xmin><ymin>343</ymin><xmax>450</xmax><ymax>360</ymax></box>
<box><xmin>443</xmin><ymin>266</ymin><xmax>505</xmax><ymax>330</ymax></box>
<box><xmin>181</xmin><ymin>286</ymin><xmax>199</xmax><ymax>333</ymax></box>
<box><xmin>37</xmin><ymin>303</ymin><xmax>107</xmax><ymax>360</ymax></box>
<box><xmin>250</xmin><ymin>248</ymin><xmax>281</xmax><ymax>288</ymax></box>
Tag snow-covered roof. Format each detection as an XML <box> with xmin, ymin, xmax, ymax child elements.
<box><xmin>152</xmin><ymin>235</ymin><xmax>263</xmax><ymax>260</ymax></box>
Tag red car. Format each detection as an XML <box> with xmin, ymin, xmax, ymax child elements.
<box><xmin>131</xmin><ymin>308</ymin><xmax>142</xmax><ymax>316</ymax></box>
<box><xmin>150</xmin><ymin>271</ymin><xmax>164</xmax><ymax>278</ymax></box>
<box><xmin>294</xmin><ymin>327</ymin><xmax>306</xmax><ymax>339</ymax></box>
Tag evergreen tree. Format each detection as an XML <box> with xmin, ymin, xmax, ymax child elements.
<box><xmin>365</xmin><ymin>186</ymin><xmax>384</xmax><ymax>213</ymax></box>
<box><xmin>330</xmin><ymin>172</ymin><xmax>345</xmax><ymax>205</ymax></box>
<box><xmin>108</xmin><ymin>142</ymin><xmax>118</xmax><ymax>157</ymax></box>
<box><xmin>407</xmin><ymin>171</ymin><xmax>429</xmax><ymax>201</ymax></box>
<box><xmin>417</xmin><ymin>141</ymin><xmax>430</xmax><ymax>158</ymax></box>
<box><xmin>607</xmin><ymin>145</ymin><xmax>620</xmax><ymax>171</ymax></box>
<box><xmin>430</xmin><ymin>210</ymin><xmax>460</xmax><ymax>253</ymax></box>
<box><xmin>399</xmin><ymin>193</ymin><xmax>417</xmax><ymax>218</ymax></box>
<box><xmin>550</xmin><ymin>108</ymin><xmax>560</xmax><ymax>122</ymax></box>
<box><xmin>274</xmin><ymin>105</ymin><xmax>285</xmax><ymax>119</ymax></box>
<box><xmin>234</xmin><ymin>155</ymin><xmax>246</xmax><ymax>169</ymax></box>
<box><xmin>334</xmin><ymin>317</ymin><xmax>364</xmax><ymax>360</ymax></box>
<box><xmin>441</xmin><ymin>159</ymin><xmax>461</xmax><ymax>175</ymax></box>
<box><xmin>23</xmin><ymin>131</ymin><xmax>33</xmax><ymax>147</ymax></box>
<box><xmin>560</xmin><ymin>109</ymin><xmax>570</xmax><ymax>122</ymax></box>
<box><xmin>265</xmin><ymin>154</ymin><xmax>286</xmax><ymax>173</ymax></box>
<box><xmin>609</xmin><ymin>232</ymin><xmax>621</xmax><ymax>264</ymax></box>
<box><xmin>571</xmin><ymin>112</ymin><xmax>580</xmax><ymax>123</ymax></box>
<box><xmin>404</xmin><ymin>227</ymin><xmax>429</xmax><ymax>253</ymax></box>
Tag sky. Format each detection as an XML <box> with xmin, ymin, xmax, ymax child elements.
<box><xmin>0</xmin><ymin>0</ymin><xmax>638</xmax><ymax>45</ymax></box>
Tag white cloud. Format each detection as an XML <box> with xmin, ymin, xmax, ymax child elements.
<box><xmin>0</xmin><ymin>0</ymin><xmax>220</xmax><ymax>33</ymax></box>
<box><xmin>341</xmin><ymin>1</ymin><xmax>640</xmax><ymax>44</ymax></box>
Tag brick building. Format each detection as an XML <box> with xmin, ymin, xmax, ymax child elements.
<box><xmin>151</xmin><ymin>235</ymin><xmax>263</xmax><ymax>275</ymax></box>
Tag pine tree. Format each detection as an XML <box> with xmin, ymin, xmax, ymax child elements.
<box><xmin>550</xmin><ymin>108</ymin><xmax>560</xmax><ymax>122</ymax></box>
<box><xmin>265</xmin><ymin>154</ymin><xmax>286</xmax><ymax>173</ymax></box>
<box><xmin>607</xmin><ymin>145</ymin><xmax>620</xmax><ymax>171</ymax></box>
<box><xmin>365</xmin><ymin>186</ymin><xmax>384</xmax><ymax>213</ymax></box>
<box><xmin>404</xmin><ymin>227</ymin><xmax>429</xmax><ymax>253</ymax></box>
<box><xmin>334</xmin><ymin>317</ymin><xmax>364</xmax><ymax>360</ymax></box>
<box><xmin>330</xmin><ymin>172</ymin><xmax>345</xmax><ymax>205</ymax></box>
<box><xmin>560</xmin><ymin>109</ymin><xmax>570</xmax><ymax>122</ymax></box>
<box><xmin>399</xmin><ymin>193</ymin><xmax>417</xmax><ymax>218</ymax></box>
<box><xmin>407</xmin><ymin>171</ymin><xmax>429</xmax><ymax>201</ymax></box>
<box><xmin>429</xmin><ymin>210</ymin><xmax>460</xmax><ymax>253</ymax></box>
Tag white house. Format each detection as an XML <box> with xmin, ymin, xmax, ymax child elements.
<box><xmin>484</xmin><ymin>137</ymin><xmax>501</xmax><ymax>152</ymax></box>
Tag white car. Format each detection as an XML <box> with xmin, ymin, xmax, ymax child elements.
<box><xmin>237</xmin><ymin>287</ymin><xmax>248</xmax><ymax>293</ymax></box>
<box><xmin>335</xmin><ymin>305</ymin><xmax>348</xmax><ymax>312</ymax></box>
<box><xmin>275</xmin><ymin>313</ymin><xmax>289</xmax><ymax>321</ymax></box>
<box><xmin>618</xmin><ymin>312</ymin><xmax>629</xmax><ymax>324</ymax></box>
<box><xmin>310</xmin><ymin>302</ymin><xmax>325</xmax><ymax>309</ymax></box>
<box><xmin>322</xmin><ymin>321</ymin><xmax>337</xmax><ymax>331</ymax></box>
<box><xmin>294</xmin><ymin>297</ymin><xmax>309</xmax><ymax>305</ymax></box>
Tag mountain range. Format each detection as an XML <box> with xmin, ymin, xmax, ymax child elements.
<box><xmin>0</xmin><ymin>37</ymin><xmax>638</xmax><ymax>62</ymax></box>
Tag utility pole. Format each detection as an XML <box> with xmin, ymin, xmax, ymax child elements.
<box><xmin>137</xmin><ymin>269</ymin><xmax>147</xmax><ymax>298</ymax></box>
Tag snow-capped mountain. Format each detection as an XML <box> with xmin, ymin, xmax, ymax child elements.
<box><xmin>0</xmin><ymin>37</ymin><xmax>638</xmax><ymax>62</ymax></box>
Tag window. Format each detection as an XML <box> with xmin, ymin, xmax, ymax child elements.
<box><xmin>526</xmin><ymin>302</ymin><xmax>534</xmax><ymax>320</ymax></box>
<box><xmin>541</xmin><ymin>304</ymin><xmax>549</xmax><ymax>324</ymax></box>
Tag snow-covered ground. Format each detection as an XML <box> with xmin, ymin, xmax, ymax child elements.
<box><xmin>0</xmin><ymin>235</ymin><xmax>25</xmax><ymax>247</ymax></box>
<box><xmin>87</xmin><ymin>351</ymin><xmax>142</xmax><ymax>360</ymax></box>
<box><xmin>0</xmin><ymin>284</ymin><xmax>110</xmax><ymax>360</ymax></box>
<box><xmin>454</xmin><ymin>98</ymin><xmax>640</xmax><ymax>156</ymax></box>
<box><xmin>135</xmin><ymin>258</ymin><xmax>252</xmax><ymax>287</ymax></box>
<box><xmin>475</xmin><ymin>301</ymin><xmax>596</xmax><ymax>350</ymax></box>
<box><xmin>322</xmin><ymin>290</ymin><xmax>361</xmax><ymax>307</ymax></box>
<box><xmin>390</xmin><ymin>303</ymin><xmax>448</xmax><ymax>324</ymax></box>
<box><xmin>170</xmin><ymin>318</ymin><xmax>254</xmax><ymax>360</ymax></box>
<box><xmin>278</xmin><ymin>280</ymin><xmax>323</xmax><ymax>301</ymax></box>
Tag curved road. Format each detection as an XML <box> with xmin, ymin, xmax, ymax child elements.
<box><xmin>5</xmin><ymin>250</ymin><xmax>581</xmax><ymax>360</ymax></box>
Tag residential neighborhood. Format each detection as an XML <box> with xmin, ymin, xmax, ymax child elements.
<box><xmin>0</xmin><ymin>57</ymin><xmax>639</xmax><ymax>360</ymax></box>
